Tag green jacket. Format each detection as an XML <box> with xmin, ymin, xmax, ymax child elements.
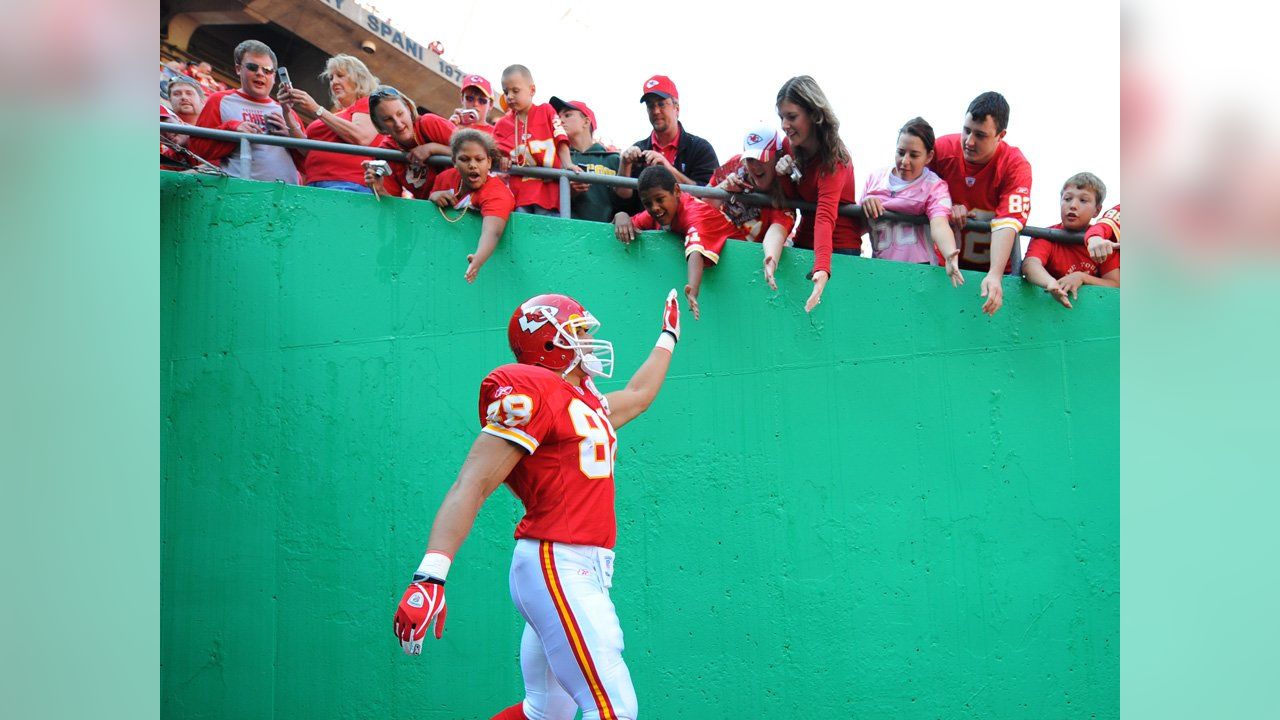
<box><xmin>570</xmin><ymin>144</ymin><xmax>621</xmax><ymax>223</ymax></box>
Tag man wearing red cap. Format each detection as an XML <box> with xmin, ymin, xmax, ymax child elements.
<box><xmin>551</xmin><ymin>96</ymin><xmax>620</xmax><ymax>223</ymax></box>
<box><xmin>450</xmin><ymin>74</ymin><xmax>497</xmax><ymax>136</ymax></box>
<box><xmin>615</xmin><ymin>75</ymin><xmax>719</xmax><ymax>212</ymax></box>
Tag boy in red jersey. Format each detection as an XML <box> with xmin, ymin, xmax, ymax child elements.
<box><xmin>928</xmin><ymin>91</ymin><xmax>1033</xmax><ymax>315</ymax></box>
<box><xmin>613</xmin><ymin>166</ymin><xmax>746</xmax><ymax>320</ymax></box>
<box><xmin>392</xmin><ymin>290</ymin><xmax>682</xmax><ymax>720</ymax></box>
<box><xmin>1022</xmin><ymin>173</ymin><xmax>1120</xmax><ymax>309</ymax></box>
<box><xmin>493</xmin><ymin>64</ymin><xmax>580</xmax><ymax>215</ymax></box>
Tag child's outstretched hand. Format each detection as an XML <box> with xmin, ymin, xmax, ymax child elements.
<box><xmin>613</xmin><ymin>212</ymin><xmax>636</xmax><ymax>244</ymax></box>
<box><xmin>684</xmin><ymin>284</ymin><xmax>701</xmax><ymax>321</ymax></box>
<box><xmin>464</xmin><ymin>254</ymin><xmax>482</xmax><ymax>283</ymax></box>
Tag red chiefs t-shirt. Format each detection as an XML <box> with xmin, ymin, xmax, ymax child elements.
<box><xmin>479</xmin><ymin>363</ymin><xmax>619</xmax><ymax>548</ymax></box>
<box><xmin>1025</xmin><ymin>223</ymin><xmax>1120</xmax><ymax>278</ymax></box>
<box><xmin>632</xmin><ymin>192</ymin><xmax>743</xmax><ymax>265</ymax></box>
<box><xmin>493</xmin><ymin>103</ymin><xmax>569</xmax><ymax>210</ymax></box>
<box><xmin>431</xmin><ymin>168</ymin><xmax>515</xmax><ymax>221</ymax></box>
<box><xmin>302</xmin><ymin>96</ymin><xmax>382</xmax><ymax>185</ymax></box>
<box><xmin>378</xmin><ymin>113</ymin><xmax>457</xmax><ymax>199</ymax></box>
<box><xmin>928</xmin><ymin>134</ymin><xmax>1032</xmax><ymax>273</ymax></box>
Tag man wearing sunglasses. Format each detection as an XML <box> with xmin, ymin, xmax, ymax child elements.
<box><xmin>188</xmin><ymin>39</ymin><xmax>301</xmax><ymax>184</ymax></box>
<box><xmin>449</xmin><ymin>74</ymin><xmax>496</xmax><ymax>136</ymax></box>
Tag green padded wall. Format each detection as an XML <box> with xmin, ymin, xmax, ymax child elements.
<box><xmin>161</xmin><ymin>173</ymin><xmax>1118</xmax><ymax>719</ymax></box>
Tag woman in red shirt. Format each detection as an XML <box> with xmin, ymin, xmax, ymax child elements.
<box><xmin>429</xmin><ymin>129</ymin><xmax>516</xmax><ymax>284</ymax></box>
<box><xmin>279</xmin><ymin>54</ymin><xmax>382</xmax><ymax>192</ymax></box>
<box><xmin>774</xmin><ymin>75</ymin><xmax>862</xmax><ymax>312</ymax></box>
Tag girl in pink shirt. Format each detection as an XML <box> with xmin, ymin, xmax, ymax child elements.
<box><xmin>861</xmin><ymin>117</ymin><xmax>964</xmax><ymax>287</ymax></box>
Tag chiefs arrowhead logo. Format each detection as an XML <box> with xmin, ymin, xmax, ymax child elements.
<box><xmin>467</xmin><ymin>75</ymin><xmax>481</xmax><ymax>83</ymax></box>
<box><xmin>747</xmin><ymin>133</ymin><xmax>762</xmax><ymax>144</ymax></box>
<box><xmin>518</xmin><ymin>305</ymin><xmax>558</xmax><ymax>333</ymax></box>
<box><xmin>645</xmin><ymin>79</ymin><xmax>659</xmax><ymax>89</ymax></box>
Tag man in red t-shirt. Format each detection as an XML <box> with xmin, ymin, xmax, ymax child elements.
<box><xmin>1022</xmin><ymin>172</ymin><xmax>1119</xmax><ymax>309</ymax></box>
<box><xmin>928</xmin><ymin>91</ymin><xmax>1033</xmax><ymax>315</ymax></box>
<box><xmin>493</xmin><ymin>64</ymin><xmax>579</xmax><ymax>214</ymax></box>
<box><xmin>187</xmin><ymin>40</ymin><xmax>302</xmax><ymax>183</ymax></box>
<box><xmin>392</xmin><ymin>292</ymin><xmax>681</xmax><ymax>720</ymax></box>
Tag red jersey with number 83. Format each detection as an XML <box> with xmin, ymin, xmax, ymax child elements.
<box><xmin>928</xmin><ymin>134</ymin><xmax>1032</xmax><ymax>273</ymax></box>
<box><xmin>479</xmin><ymin>363</ymin><xmax>619</xmax><ymax>548</ymax></box>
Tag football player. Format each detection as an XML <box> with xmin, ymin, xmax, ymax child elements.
<box><xmin>393</xmin><ymin>291</ymin><xmax>682</xmax><ymax>720</ymax></box>
<box><xmin>928</xmin><ymin>91</ymin><xmax>1034</xmax><ymax>315</ymax></box>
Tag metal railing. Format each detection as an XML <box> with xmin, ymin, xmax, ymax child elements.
<box><xmin>160</xmin><ymin>122</ymin><xmax>1088</xmax><ymax>248</ymax></box>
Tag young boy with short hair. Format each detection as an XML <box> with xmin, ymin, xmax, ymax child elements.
<box><xmin>1022</xmin><ymin>172</ymin><xmax>1120</xmax><ymax>309</ymax></box>
<box><xmin>493</xmin><ymin>64</ymin><xmax>580</xmax><ymax>215</ymax></box>
<box><xmin>613</xmin><ymin>166</ymin><xmax>742</xmax><ymax>320</ymax></box>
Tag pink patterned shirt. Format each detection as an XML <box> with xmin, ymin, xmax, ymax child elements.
<box><xmin>862</xmin><ymin>166</ymin><xmax>952</xmax><ymax>264</ymax></box>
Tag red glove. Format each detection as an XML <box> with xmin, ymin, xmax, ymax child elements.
<box><xmin>661</xmin><ymin>288</ymin><xmax>680</xmax><ymax>343</ymax></box>
<box><xmin>394</xmin><ymin>580</ymin><xmax>447</xmax><ymax>655</ymax></box>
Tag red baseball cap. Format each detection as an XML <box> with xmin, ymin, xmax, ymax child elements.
<box><xmin>639</xmin><ymin>75</ymin><xmax>678</xmax><ymax>102</ymax></box>
<box><xmin>460</xmin><ymin>74</ymin><xmax>493</xmax><ymax>100</ymax></box>
<box><xmin>550</xmin><ymin>97</ymin><xmax>597</xmax><ymax>131</ymax></box>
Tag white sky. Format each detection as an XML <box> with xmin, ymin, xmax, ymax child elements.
<box><xmin>373</xmin><ymin>0</ymin><xmax>1120</xmax><ymax>232</ymax></box>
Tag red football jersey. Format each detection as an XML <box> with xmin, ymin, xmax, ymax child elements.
<box><xmin>378</xmin><ymin>113</ymin><xmax>458</xmax><ymax>199</ymax></box>
<box><xmin>928</xmin><ymin>134</ymin><xmax>1033</xmax><ymax>272</ymax></box>
<box><xmin>431</xmin><ymin>168</ymin><xmax>516</xmax><ymax>221</ymax></box>
<box><xmin>479</xmin><ymin>363</ymin><xmax>619</xmax><ymax>548</ymax></box>
<box><xmin>493</xmin><ymin>103</ymin><xmax>569</xmax><ymax>210</ymax></box>
<box><xmin>632</xmin><ymin>192</ymin><xmax>743</xmax><ymax>265</ymax></box>
<box><xmin>779</xmin><ymin>156</ymin><xmax>861</xmax><ymax>275</ymax></box>
<box><xmin>1025</xmin><ymin>223</ymin><xmax>1120</xmax><ymax>278</ymax></box>
<box><xmin>1085</xmin><ymin>204</ymin><xmax>1121</xmax><ymax>244</ymax></box>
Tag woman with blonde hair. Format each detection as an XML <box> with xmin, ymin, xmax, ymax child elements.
<box><xmin>774</xmin><ymin>75</ymin><xmax>862</xmax><ymax>312</ymax></box>
<box><xmin>280</xmin><ymin>54</ymin><xmax>384</xmax><ymax>192</ymax></box>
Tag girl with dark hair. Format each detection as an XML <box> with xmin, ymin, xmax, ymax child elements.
<box><xmin>774</xmin><ymin>75</ymin><xmax>862</xmax><ymax>312</ymax></box>
<box><xmin>428</xmin><ymin>129</ymin><xmax>516</xmax><ymax>284</ymax></box>
<box><xmin>860</xmin><ymin>117</ymin><xmax>964</xmax><ymax>286</ymax></box>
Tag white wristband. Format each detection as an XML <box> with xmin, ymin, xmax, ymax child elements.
<box><xmin>416</xmin><ymin>551</ymin><xmax>452</xmax><ymax>581</ymax></box>
<box><xmin>656</xmin><ymin>332</ymin><xmax>676</xmax><ymax>353</ymax></box>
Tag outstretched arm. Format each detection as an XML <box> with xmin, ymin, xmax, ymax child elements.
<box><xmin>424</xmin><ymin>433</ymin><xmax>525</xmax><ymax>559</ymax></box>
<box><xmin>393</xmin><ymin>433</ymin><xmax>523</xmax><ymax>654</ymax></box>
<box><xmin>605</xmin><ymin>290</ymin><xmax>681</xmax><ymax>429</ymax></box>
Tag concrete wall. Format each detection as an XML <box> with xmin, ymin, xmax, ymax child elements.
<box><xmin>161</xmin><ymin>172</ymin><xmax>1118</xmax><ymax>719</ymax></box>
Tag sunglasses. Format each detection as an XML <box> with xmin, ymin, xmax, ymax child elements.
<box><xmin>241</xmin><ymin>61</ymin><xmax>274</xmax><ymax>76</ymax></box>
<box><xmin>371</xmin><ymin>86</ymin><xmax>403</xmax><ymax>100</ymax></box>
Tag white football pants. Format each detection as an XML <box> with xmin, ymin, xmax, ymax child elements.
<box><xmin>508</xmin><ymin>539</ymin><xmax>638</xmax><ymax>720</ymax></box>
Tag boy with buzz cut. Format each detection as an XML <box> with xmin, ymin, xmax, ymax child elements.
<box><xmin>1022</xmin><ymin>172</ymin><xmax>1120</xmax><ymax>309</ymax></box>
<box><xmin>493</xmin><ymin>64</ymin><xmax>580</xmax><ymax>215</ymax></box>
<box><xmin>613</xmin><ymin>166</ymin><xmax>742</xmax><ymax>321</ymax></box>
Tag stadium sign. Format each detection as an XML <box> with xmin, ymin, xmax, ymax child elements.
<box><xmin>317</xmin><ymin>0</ymin><xmax>467</xmax><ymax>84</ymax></box>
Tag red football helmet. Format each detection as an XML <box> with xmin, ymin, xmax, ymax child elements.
<box><xmin>507</xmin><ymin>294</ymin><xmax>614</xmax><ymax>378</ymax></box>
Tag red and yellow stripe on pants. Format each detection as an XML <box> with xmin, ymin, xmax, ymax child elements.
<box><xmin>539</xmin><ymin>541</ymin><xmax>618</xmax><ymax>720</ymax></box>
